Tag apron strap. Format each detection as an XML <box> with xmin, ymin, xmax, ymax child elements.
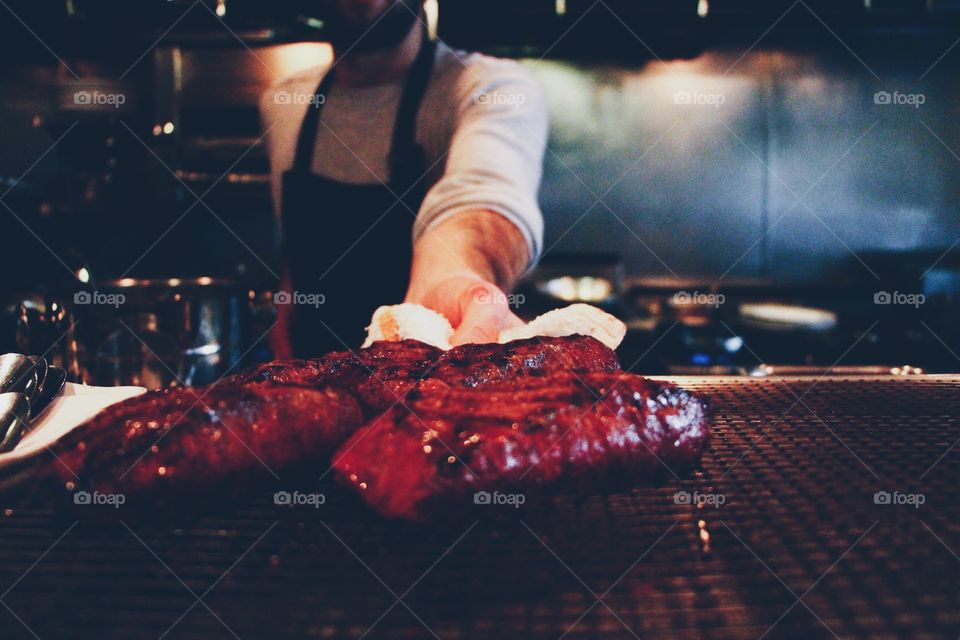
<box><xmin>388</xmin><ymin>35</ymin><xmax>437</xmax><ymax>182</ymax></box>
<box><xmin>292</xmin><ymin>67</ymin><xmax>336</xmax><ymax>174</ymax></box>
<box><xmin>291</xmin><ymin>30</ymin><xmax>438</xmax><ymax>180</ymax></box>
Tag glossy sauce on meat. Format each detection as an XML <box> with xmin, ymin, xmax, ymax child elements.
<box><xmin>51</xmin><ymin>383</ymin><xmax>363</xmax><ymax>496</ymax></box>
<box><xmin>334</xmin><ymin>373</ymin><xmax>710</xmax><ymax>521</ymax></box>
<box><xmin>44</xmin><ymin>336</ymin><xmax>630</xmax><ymax>502</ymax></box>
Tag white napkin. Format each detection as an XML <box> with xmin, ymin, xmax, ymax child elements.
<box><xmin>0</xmin><ymin>383</ymin><xmax>146</xmax><ymax>468</ymax></box>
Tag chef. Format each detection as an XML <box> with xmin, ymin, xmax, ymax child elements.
<box><xmin>261</xmin><ymin>0</ymin><xmax>548</xmax><ymax>358</ymax></box>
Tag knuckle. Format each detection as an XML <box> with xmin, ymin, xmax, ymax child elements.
<box><xmin>466</xmin><ymin>282</ymin><xmax>497</xmax><ymax>299</ymax></box>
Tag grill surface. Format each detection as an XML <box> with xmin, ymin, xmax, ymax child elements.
<box><xmin>1</xmin><ymin>376</ymin><xmax>958</xmax><ymax>639</ymax></box>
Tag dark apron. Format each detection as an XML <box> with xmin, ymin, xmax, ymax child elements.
<box><xmin>281</xmin><ymin>37</ymin><xmax>437</xmax><ymax>357</ymax></box>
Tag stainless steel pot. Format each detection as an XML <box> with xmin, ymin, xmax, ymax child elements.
<box><xmin>19</xmin><ymin>278</ymin><xmax>270</xmax><ymax>389</ymax></box>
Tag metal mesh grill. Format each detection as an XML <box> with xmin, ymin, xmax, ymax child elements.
<box><xmin>1</xmin><ymin>377</ymin><xmax>959</xmax><ymax>639</ymax></box>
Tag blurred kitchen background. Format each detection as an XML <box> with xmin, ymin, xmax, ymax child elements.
<box><xmin>1</xmin><ymin>0</ymin><xmax>959</xmax><ymax>385</ymax></box>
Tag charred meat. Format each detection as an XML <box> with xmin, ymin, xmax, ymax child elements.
<box><xmin>334</xmin><ymin>373</ymin><xmax>710</xmax><ymax>521</ymax></box>
<box><xmin>50</xmin><ymin>382</ymin><xmax>363</xmax><ymax>497</ymax></box>
<box><xmin>232</xmin><ymin>339</ymin><xmax>442</xmax><ymax>390</ymax></box>
<box><xmin>234</xmin><ymin>335</ymin><xmax>618</xmax><ymax>389</ymax></box>
<box><xmin>37</xmin><ymin>335</ymin><xmax>708</xmax><ymax>513</ymax></box>
<box><xmin>428</xmin><ymin>334</ymin><xmax>620</xmax><ymax>387</ymax></box>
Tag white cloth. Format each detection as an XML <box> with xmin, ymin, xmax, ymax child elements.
<box><xmin>259</xmin><ymin>42</ymin><xmax>548</xmax><ymax>262</ymax></box>
<box><xmin>0</xmin><ymin>383</ymin><xmax>146</xmax><ymax>468</ymax></box>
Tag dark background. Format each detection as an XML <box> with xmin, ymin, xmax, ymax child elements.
<box><xmin>2</xmin><ymin>1</ymin><xmax>959</xmax><ymax>285</ymax></box>
<box><xmin>1</xmin><ymin>0</ymin><xmax>959</xmax><ymax>374</ymax></box>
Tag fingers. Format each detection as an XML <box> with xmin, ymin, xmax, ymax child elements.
<box><xmin>450</xmin><ymin>283</ymin><xmax>509</xmax><ymax>346</ymax></box>
<box><xmin>406</xmin><ymin>276</ymin><xmax>524</xmax><ymax>347</ymax></box>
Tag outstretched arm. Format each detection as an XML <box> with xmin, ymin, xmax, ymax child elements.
<box><xmin>405</xmin><ymin>210</ymin><xmax>528</xmax><ymax>345</ymax></box>
<box><xmin>406</xmin><ymin>57</ymin><xmax>548</xmax><ymax>345</ymax></box>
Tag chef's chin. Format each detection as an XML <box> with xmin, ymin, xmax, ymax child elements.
<box><xmin>322</xmin><ymin>0</ymin><xmax>422</xmax><ymax>54</ymax></box>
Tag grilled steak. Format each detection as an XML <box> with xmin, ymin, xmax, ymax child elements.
<box><xmin>234</xmin><ymin>335</ymin><xmax>619</xmax><ymax>391</ymax></box>
<box><xmin>232</xmin><ymin>339</ymin><xmax>442</xmax><ymax>390</ymax></box>
<box><xmin>429</xmin><ymin>334</ymin><xmax>621</xmax><ymax>387</ymax></box>
<box><xmin>334</xmin><ymin>373</ymin><xmax>711</xmax><ymax>521</ymax></box>
<box><xmin>356</xmin><ymin>335</ymin><xmax>622</xmax><ymax>412</ymax></box>
<box><xmin>42</xmin><ymin>336</ymin><xmax>625</xmax><ymax>500</ymax></box>
<box><xmin>49</xmin><ymin>382</ymin><xmax>363</xmax><ymax>497</ymax></box>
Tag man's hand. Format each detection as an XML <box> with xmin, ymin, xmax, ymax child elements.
<box><xmin>405</xmin><ymin>210</ymin><xmax>530</xmax><ymax>346</ymax></box>
<box><xmin>407</xmin><ymin>275</ymin><xmax>523</xmax><ymax>346</ymax></box>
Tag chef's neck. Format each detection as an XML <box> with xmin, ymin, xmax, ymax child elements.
<box><xmin>334</xmin><ymin>25</ymin><xmax>423</xmax><ymax>88</ymax></box>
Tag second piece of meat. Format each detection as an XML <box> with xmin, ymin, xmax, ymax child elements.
<box><xmin>334</xmin><ymin>373</ymin><xmax>711</xmax><ymax>521</ymax></box>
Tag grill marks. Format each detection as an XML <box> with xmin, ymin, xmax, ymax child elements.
<box><xmin>334</xmin><ymin>374</ymin><xmax>711</xmax><ymax>521</ymax></box>
<box><xmin>44</xmin><ymin>336</ymin><xmax>621</xmax><ymax>497</ymax></box>
<box><xmin>52</xmin><ymin>383</ymin><xmax>365</xmax><ymax>496</ymax></box>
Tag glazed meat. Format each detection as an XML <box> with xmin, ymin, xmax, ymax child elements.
<box><xmin>43</xmin><ymin>336</ymin><xmax>623</xmax><ymax>499</ymax></box>
<box><xmin>234</xmin><ymin>335</ymin><xmax>620</xmax><ymax>410</ymax></box>
<box><xmin>35</xmin><ymin>334</ymin><xmax>704</xmax><ymax>514</ymax></box>
<box><xmin>334</xmin><ymin>373</ymin><xmax>710</xmax><ymax>521</ymax></box>
<box><xmin>356</xmin><ymin>335</ymin><xmax>622</xmax><ymax>413</ymax></box>
<box><xmin>49</xmin><ymin>382</ymin><xmax>363</xmax><ymax>497</ymax></box>
<box><xmin>231</xmin><ymin>335</ymin><xmax>620</xmax><ymax>415</ymax></box>
<box><xmin>429</xmin><ymin>334</ymin><xmax>621</xmax><ymax>387</ymax></box>
<box><xmin>232</xmin><ymin>339</ymin><xmax>442</xmax><ymax>389</ymax></box>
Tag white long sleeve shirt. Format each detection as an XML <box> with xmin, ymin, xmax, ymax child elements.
<box><xmin>259</xmin><ymin>42</ymin><xmax>548</xmax><ymax>262</ymax></box>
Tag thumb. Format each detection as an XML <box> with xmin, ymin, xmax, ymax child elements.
<box><xmin>450</xmin><ymin>283</ymin><xmax>509</xmax><ymax>346</ymax></box>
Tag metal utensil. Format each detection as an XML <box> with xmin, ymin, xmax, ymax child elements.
<box><xmin>0</xmin><ymin>353</ymin><xmax>38</xmax><ymax>398</ymax></box>
<box><xmin>28</xmin><ymin>356</ymin><xmax>48</xmax><ymax>397</ymax></box>
<box><xmin>30</xmin><ymin>366</ymin><xmax>66</xmax><ymax>419</ymax></box>
<box><xmin>0</xmin><ymin>392</ymin><xmax>31</xmax><ymax>453</ymax></box>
